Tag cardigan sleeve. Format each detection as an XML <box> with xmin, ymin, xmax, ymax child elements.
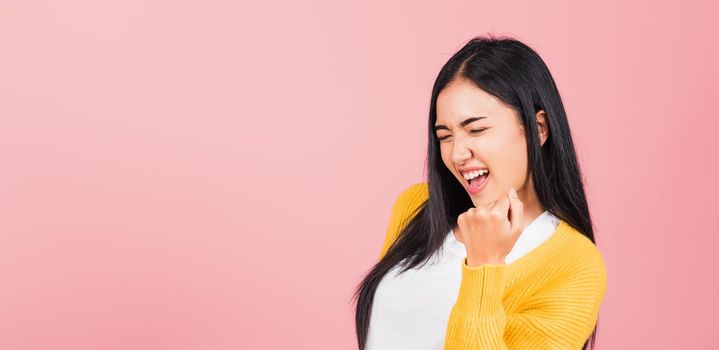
<box><xmin>443</xmin><ymin>255</ymin><xmax>607</xmax><ymax>350</ymax></box>
<box><xmin>378</xmin><ymin>183</ymin><xmax>428</xmax><ymax>260</ymax></box>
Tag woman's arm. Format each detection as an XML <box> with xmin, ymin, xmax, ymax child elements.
<box><xmin>443</xmin><ymin>255</ymin><xmax>607</xmax><ymax>349</ymax></box>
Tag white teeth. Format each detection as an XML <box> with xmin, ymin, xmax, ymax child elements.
<box><xmin>462</xmin><ymin>169</ymin><xmax>488</xmax><ymax>180</ymax></box>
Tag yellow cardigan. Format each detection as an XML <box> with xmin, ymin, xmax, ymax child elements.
<box><xmin>378</xmin><ymin>183</ymin><xmax>608</xmax><ymax>349</ymax></box>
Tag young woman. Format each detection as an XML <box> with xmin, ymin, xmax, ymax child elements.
<box><xmin>352</xmin><ymin>35</ymin><xmax>608</xmax><ymax>350</ymax></box>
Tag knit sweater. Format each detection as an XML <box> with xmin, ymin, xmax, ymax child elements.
<box><xmin>374</xmin><ymin>183</ymin><xmax>608</xmax><ymax>349</ymax></box>
<box><xmin>368</xmin><ymin>210</ymin><xmax>560</xmax><ymax>349</ymax></box>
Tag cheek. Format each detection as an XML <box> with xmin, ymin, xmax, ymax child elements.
<box><xmin>497</xmin><ymin>136</ymin><xmax>529</xmax><ymax>183</ymax></box>
<box><xmin>485</xmin><ymin>135</ymin><xmax>528</xmax><ymax>185</ymax></box>
<box><xmin>439</xmin><ymin>146</ymin><xmax>454</xmax><ymax>171</ymax></box>
<box><xmin>439</xmin><ymin>145</ymin><xmax>449</xmax><ymax>162</ymax></box>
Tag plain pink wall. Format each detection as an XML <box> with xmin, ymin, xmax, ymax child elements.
<box><xmin>1</xmin><ymin>0</ymin><xmax>717</xmax><ymax>349</ymax></box>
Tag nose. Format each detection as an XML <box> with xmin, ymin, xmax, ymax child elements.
<box><xmin>451</xmin><ymin>136</ymin><xmax>472</xmax><ymax>164</ymax></box>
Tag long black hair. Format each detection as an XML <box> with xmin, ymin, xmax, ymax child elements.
<box><xmin>352</xmin><ymin>34</ymin><xmax>600</xmax><ymax>349</ymax></box>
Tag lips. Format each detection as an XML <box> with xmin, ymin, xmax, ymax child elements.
<box><xmin>459</xmin><ymin>168</ymin><xmax>488</xmax><ymax>184</ymax></box>
<box><xmin>465</xmin><ymin>172</ymin><xmax>489</xmax><ymax>194</ymax></box>
<box><xmin>458</xmin><ymin>166</ymin><xmax>488</xmax><ymax>174</ymax></box>
<box><xmin>456</xmin><ymin>165</ymin><xmax>489</xmax><ymax>194</ymax></box>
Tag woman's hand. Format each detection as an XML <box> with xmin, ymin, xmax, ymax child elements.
<box><xmin>454</xmin><ymin>188</ymin><xmax>525</xmax><ymax>266</ymax></box>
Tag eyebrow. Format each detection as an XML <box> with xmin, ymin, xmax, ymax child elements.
<box><xmin>434</xmin><ymin>116</ymin><xmax>487</xmax><ymax>131</ymax></box>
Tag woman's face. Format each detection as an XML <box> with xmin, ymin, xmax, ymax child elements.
<box><xmin>435</xmin><ymin>78</ymin><xmax>545</xmax><ymax>210</ymax></box>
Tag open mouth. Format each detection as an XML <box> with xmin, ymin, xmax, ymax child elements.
<box><xmin>461</xmin><ymin>169</ymin><xmax>490</xmax><ymax>190</ymax></box>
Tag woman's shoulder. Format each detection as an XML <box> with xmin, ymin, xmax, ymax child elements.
<box><xmin>386</xmin><ymin>182</ymin><xmax>428</xmax><ymax>225</ymax></box>
<box><xmin>394</xmin><ymin>182</ymin><xmax>429</xmax><ymax>208</ymax></box>
<box><xmin>559</xmin><ymin>221</ymin><xmax>607</xmax><ymax>266</ymax></box>
<box><xmin>554</xmin><ymin>221</ymin><xmax>608</xmax><ymax>290</ymax></box>
<box><xmin>378</xmin><ymin>182</ymin><xmax>428</xmax><ymax>259</ymax></box>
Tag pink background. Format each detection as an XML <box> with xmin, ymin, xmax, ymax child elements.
<box><xmin>1</xmin><ymin>0</ymin><xmax>717</xmax><ymax>349</ymax></box>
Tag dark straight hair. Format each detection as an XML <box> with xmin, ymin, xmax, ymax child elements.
<box><xmin>352</xmin><ymin>34</ymin><xmax>600</xmax><ymax>349</ymax></box>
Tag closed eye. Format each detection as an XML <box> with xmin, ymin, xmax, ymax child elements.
<box><xmin>437</xmin><ymin>128</ymin><xmax>487</xmax><ymax>141</ymax></box>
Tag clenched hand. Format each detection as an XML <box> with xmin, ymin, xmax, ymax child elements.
<box><xmin>454</xmin><ymin>188</ymin><xmax>525</xmax><ymax>267</ymax></box>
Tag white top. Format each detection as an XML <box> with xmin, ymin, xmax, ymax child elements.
<box><xmin>366</xmin><ymin>210</ymin><xmax>560</xmax><ymax>350</ymax></box>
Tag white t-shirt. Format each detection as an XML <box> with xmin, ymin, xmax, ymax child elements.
<box><xmin>366</xmin><ymin>210</ymin><xmax>560</xmax><ymax>350</ymax></box>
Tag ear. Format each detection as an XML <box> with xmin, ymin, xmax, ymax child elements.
<box><xmin>535</xmin><ymin>110</ymin><xmax>549</xmax><ymax>146</ymax></box>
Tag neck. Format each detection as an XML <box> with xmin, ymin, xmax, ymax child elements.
<box><xmin>516</xmin><ymin>186</ymin><xmax>544</xmax><ymax>231</ymax></box>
